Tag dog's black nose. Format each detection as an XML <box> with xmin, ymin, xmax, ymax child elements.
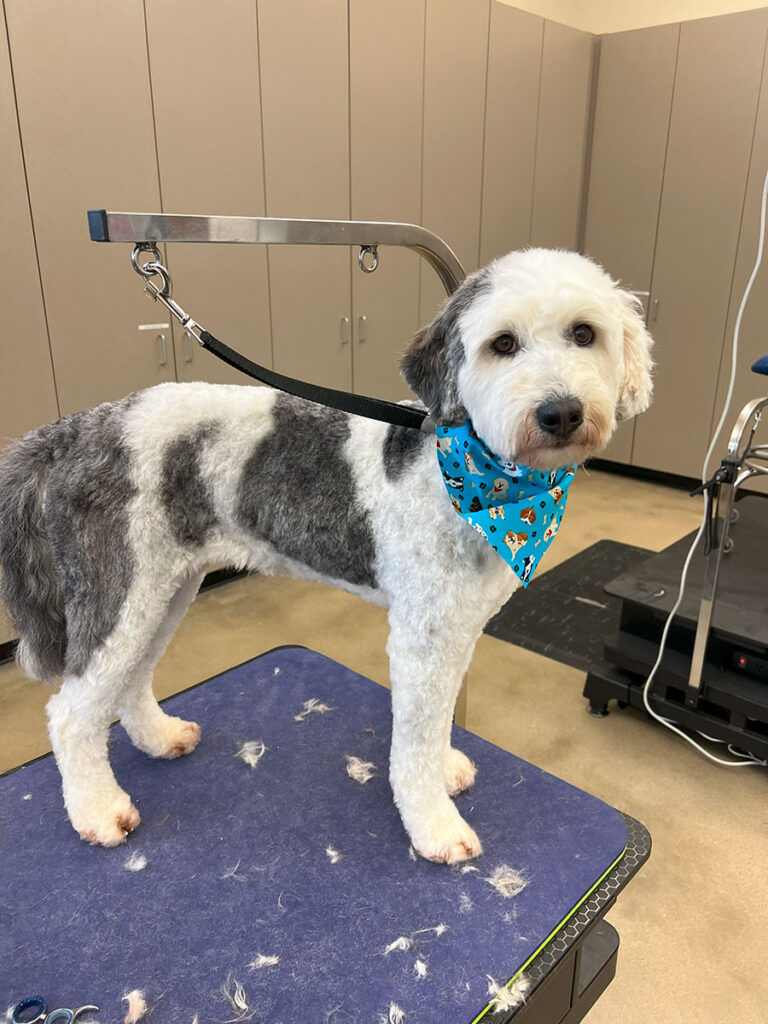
<box><xmin>536</xmin><ymin>398</ymin><xmax>584</xmax><ymax>440</ymax></box>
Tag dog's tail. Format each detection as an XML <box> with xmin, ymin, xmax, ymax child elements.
<box><xmin>0</xmin><ymin>424</ymin><xmax>68</xmax><ymax>682</ymax></box>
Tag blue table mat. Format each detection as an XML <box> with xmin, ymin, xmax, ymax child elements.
<box><xmin>1</xmin><ymin>647</ymin><xmax>627</xmax><ymax>1023</ymax></box>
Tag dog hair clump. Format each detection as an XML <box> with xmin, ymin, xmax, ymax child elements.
<box><xmin>377</xmin><ymin>1005</ymin><xmax>405</xmax><ymax>1024</ymax></box>
<box><xmin>294</xmin><ymin>698</ymin><xmax>334</xmax><ymax>722</ymax></box>
<box><xmin>460</xmin><ymin>865</ymin><xmax>479</xmax><ymax>874</ymax></box>
<box><xmin>273</xmin><ymin>666</ymin><xmax>280</xmax><ymax>675</ymax></box>
<box><xmin>326</xmin><ymin>845</ymin><xmax>342</xmax><ymax>864</ymax></box>
<box><xmin>248</xmin><ymin>953</ymin><xmax>280</xmax><ymax>970</ymax></box>
<box><xmin>485</xmin><ymin>864</ymin><xmax>528</xmax><ymax>898</ymax></box>
<box><xmin>413</xmin><ymin>923</ymin><xmax>447</xmax><ymax>937</ymax></box>
<box><xmin>124</xmin><ymin>851</ymin><xmax>147</xmax><ymax>872</ymax></box>
<box><xmin>345</xmin><ymin>755</ymin><xmax>376</xmax><ymax>783</ymax></box>
<box><xmin>22</xmin><ymin>793</ymin><xmax>32</xmax><ymax>801</ymax></box>
<box><xmin>384</xmin><ymin>936</ymin><xmax>413</xmax><ymax>955</ymax></box>
<box><xmin>221</xmin><ymin>974</ymin><xmax>254</xmax><ymax>1022</ymax></box>
<box><xmin>237</xmin><ymin>740</ymin><xmax>266</xmax><ymax>768</ymax></box>
<box><xmin>122</xmin><ymin>990</ymin><xmax>147</xmax><ymax>1024</ymax></box>
<box><xmin>221</xmin><ymin>860</ymin><xmax>247</xmax><ymax>883</ymax></box>
<box><xmin>458</xmin><ymin>891</ymin><xmax>474</xmax><ymax>913</ymax></box>
<box><xmin>413</xmin><ymin>959</ymin><xmax>428</xmax><ymax>980</ymax></box>
<box><xmin>486</xmin><ymin>974</ymin><xmax>530</xmax><ymax>1013</ymax></box>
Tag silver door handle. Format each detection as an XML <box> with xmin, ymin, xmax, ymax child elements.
<box><xmin>358</xmin><ymin>315</ymin><xmax>367</xmax><ymax>343</ymax></box>
<box><xmin>652</xmin><ymin>299</ymin><xmax>660</xmax><ymax>322</ymax></box>
<box><xmin>157</xmin><ymin>332</ymin><xmax>167</xmax><ymax>366</ymax></box>
<box><xmin>341</xmin><ymin>316</ymin><xmax>350</xmax><ymax>345</ymax></box>
<box><xmin>186</xmin><ymin>335</ymin><xmax>195</xmax><ymax>364</ymax></box>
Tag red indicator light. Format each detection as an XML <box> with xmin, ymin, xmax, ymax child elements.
<box><xmin>738</xmin><ymin>656</ymin><xmax>747</xmax><ymax>668</ymax></box>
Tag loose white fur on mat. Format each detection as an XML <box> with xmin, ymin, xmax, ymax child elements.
<box><xmin>485</xmin><ymin>864</ymin><xmax>528</xmax><ymax>898</ymax></box>
<box><xmin>412</xmin><ymin>923</ymin><xmax>447</xmax><ymax>937</ymax></box>
<box><xmin>236</xmin><ymin>740</ymin><xmax>266</xmax><ymax>768</ymax></box>
<box><xmin>22</xmin><ymin>793</ymin><xmax>32</xmax><ymax>801</ymax></box>
<box><xmin>413</xmin><ymin>959</ymin><xmax>428</xmax><ymax>979</ymax></box>
<box><xmin>345</xmin><ymin>755</ymin><xmax>376</xmax><ymax>783</ymax></box>
<box><xmin>458</xmin><ymin>891</ymin><xmax>474</xmax><ymax>913</ymax></box>
<box><xmin>124</xmin><ymin>851</ymin><xmax>147</xmax><ymax>872</ymax></box>
<box><xmin>326</xmin><ymin>845</ymin><xmax>342</xmax><ymax>863</ymax></box>
<box><xmin>408</xmin><ymin>845</ymin><xmax>417</xmax><ymax>862</ymax></box>
<box><xmin>384</xmin><ymin>936</ymin><xmax>413</xmax><ymax>955</ymax></box>
<box><xmin>273</xmin><ymin>667</ymin><xmax>280</xmax><ymax>675</ymax></box>
<box><xmin>122</xmin><ymin>990</ymin><xmax>147</xmax><ymax>1024</ymax></box>
<box><xmin>377</xmin><ymin>1005</ymin><xmax>405</xmax><ymax>1024</ymax></box>
<box><xmin>248</xmin><ymin>953</ymin><xmax>280</xmax><ymax>970</ymax></box>
<box><xmin>460</xmin><ymin>865</ymin><xmax>479</xmax><ymax>874</ymax></box>
<box><xmin>221</xmin><ymin>860</ymin><xmax>247</xmax><ymax>882</ymax></box>
<box><xmin>221</xmin><ymin>973</ymin><xmax>254</xmax><ymax>1022</ymax></box>
<box><xmin>486</xmin><ymin>974</ymin><xmax>530</xmax><ymax>1013</ymax></box>
<box><xmin>294</xmin><ymin>698</ymin><xmax>334</xmax><ymax>722</ymax></box>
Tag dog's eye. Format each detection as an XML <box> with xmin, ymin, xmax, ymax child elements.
<box><xmin>572</xmin><ymin>323</ymin><xmax>595</xmax><ymax>347</ymax></box>
<box><xmin>491</xmin><ymin>333</ymin><xmax>519</xmax><ymax>355</ymax></box>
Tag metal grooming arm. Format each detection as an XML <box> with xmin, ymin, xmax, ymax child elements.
<box><xmin>685</xmin><ymin>372</ymin><xmax>768</xmax><ymax>708</ymax></box>
<box><xmin>87</xmin><ymin>211</ymin><xmax>466</xmax><ymax>296</ymax></box>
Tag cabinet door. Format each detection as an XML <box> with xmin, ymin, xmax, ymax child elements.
<box><xmin>258</xmin><ymin>0</ymin><xmax>352</xmax><ymax>390</ymax></box>
<box><xmin>530</xmin><ymin>20</ymin><xmax>595</xmax><ymax>251</ymax></box>
<box><xmin>0</xmin><ymin>3</ymin><xmax>58</xmax><ymax>442</ymax></box>
<box><xmin>583</xmin><ymin>23</ymin><xmax>679</xmax><ymax>463</ymax></box>
<box><xmin>5</xmin><ymin>0</ymin><xmax>171</xmax><ymax>416</ymax></box>
<box><xmin>420</xmin><ymin>0</ymin><xmax>491</xmax><ymax>325</ymax></box>
<box><xmin>349</xmin><ymin>0</ymin><xmax>425</xmax><ymax>401</ymax></box>
<box><xmin>145</xmin><ymin>0</ymin><xmax>272</xmax><ymax>386</ymax></box>
<box><xmin>480</xmin><ymin>3</ymin><xmax>543</xmax><ymax>265</ymax></box>
<box><xmin>633</xmin><ymin>10</ymin><xmax>768</xmax><ymax>477</ymax></box>
<box><xmin>711</xmin><ymin>36</ymin><xmax>768</xmax><ymax>493</ymax></box>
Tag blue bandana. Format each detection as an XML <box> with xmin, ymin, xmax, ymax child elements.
<box><xmin>436</xmin><ymin>419</ymin><xmax>576</xmax><ymax>586</ymax></box>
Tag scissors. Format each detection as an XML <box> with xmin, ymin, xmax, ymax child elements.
<box><xmin>11</xmin><ymin>997</ymin><xmax>99</xmax><ymax>1024</ymax></box>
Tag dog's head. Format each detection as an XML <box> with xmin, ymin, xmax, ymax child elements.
<box><xmin>401</xmin><ymin>248</ymin><xmax>654</xmax><ymax>470</ymax></box>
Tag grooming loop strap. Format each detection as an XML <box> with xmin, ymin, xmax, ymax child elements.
<box><xmin>129</xmin><ymin>245</ymin><xmax>432</xmax><ymax>432</ymax></box>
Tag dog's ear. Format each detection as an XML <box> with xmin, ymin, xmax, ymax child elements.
<box><xmin>616</xmin><ymin>290</ymin><xmax>654</xmax><ymax>421</ymax></box>
<box><xmin>400</xmin><ymin>313</ymin><xmax>466</xmax><ymax>425</ymax></box>
<box><xmin>400</xmin><ymin>269</ymin><xmax>490</xmax><ymax>425</ymax></box>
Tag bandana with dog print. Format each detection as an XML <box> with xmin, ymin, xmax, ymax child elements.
<box><xmin>436</xmin><ymin>419</ymin><xmax>576</xmax><ymax>587</ymax></box>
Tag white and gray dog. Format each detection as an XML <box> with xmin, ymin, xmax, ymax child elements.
<box><xmin>0</xmin><ymin>248</ymin><xmax>653</xmax><ymax>863</ymax></box>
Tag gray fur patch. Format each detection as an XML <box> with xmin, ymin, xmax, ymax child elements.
<box><xmin>160</xmin><ymin>423</ymin><xmax>219</xmax><ymax>547</ymax></box>
<box><xmin>382</xmin><ymin>423</ymin><xmax>429</xmax><ymax>481</ymax></box>
<box><xmin>400</xmin><ymin>266</ymin><xmax>492</xmax><ymax>425</ymax></box>
<box><xmin>45</xmin><ymin>398</ymin><xmax>138</xmax><ymax>677</ymax></box>
<box><xmin>237</xmin><ymin>395</ymin><xmax>377</xmax><ymax>588</ymax></box>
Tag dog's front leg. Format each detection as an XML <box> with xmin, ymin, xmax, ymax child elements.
<box><xmin>386</xmin><ymin>607</ymin><xmax>485</xmax><ymax>864</ymax></box>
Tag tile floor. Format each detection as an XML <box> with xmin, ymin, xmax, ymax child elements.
<box><xmin>1</xmin><ymin>469</ymin><xmax>766</xmax><ymax>1023</ymax></box>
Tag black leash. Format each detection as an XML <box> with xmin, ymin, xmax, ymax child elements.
<box><xmin>130</xmin><ymin>245</ymin><xmax>433</xmax><ymax>433</ymax></box>
<box><xmin>198</xmin><ymin>330</ymin><xmax>431</xmax><ymax>432</ymax></box>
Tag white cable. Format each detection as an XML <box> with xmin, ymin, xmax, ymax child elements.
<box><xmin>639</xmin><ymin>165</ymin><xmax>768</xmax><ymax>768</ymax></box>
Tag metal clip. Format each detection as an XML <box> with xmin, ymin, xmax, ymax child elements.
<box><xmin>130</xmin><ymin>244</ymin><xmax>205</xmax><ymax>345</ymax></box>
<box><xmin>358</xmin><ymin>245</ymin><xmax>379</xmax><ymax>273</ymax></box>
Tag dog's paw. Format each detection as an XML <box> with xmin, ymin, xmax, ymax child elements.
<box><xmin>445</xmin><ymin>747</ymin><xmax>477</xmax><ymax>796</ymax></box>
<box><xmin>72</xmin><ymin>791</ymin><xmax>141</xmax><ymax>847</ymax></box>
<box><xmin>134</xmin><ymin>717</ymin><xmax>201</xmax><ymax>759</ymax></box>
<box><xmin>411</xmin><ymin>808</ymin><xmax>483</xmax><ymax>865</ymax></box>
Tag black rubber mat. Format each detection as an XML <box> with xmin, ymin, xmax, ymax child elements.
<box><xmin>485</xmin><ymin>540</ymin><xmax>652</xmax><ymax>671</ymax></box>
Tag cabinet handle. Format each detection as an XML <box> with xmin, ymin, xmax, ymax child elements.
<box><xmin>652</xmin><ymin>299</ymin><xmax>660</xmax><ymax>322</ymax></box>
<box><xmin>341</xmin><ymin>316</ymin><xmax>350</xmax><ymax>345</ymax></box>
<box><xmin>157</xmin><ymin>332</ymin><xmax>167</xmax><ymax>366</ymax></box>
<box><xmin>358</xmin><ymin>314</ymin><xmax>367</xmax><ymax>343</ymax></box>
<box><xmin>186</xmin><ymin>335</ymin><xmax>195</xmax><ymax>364</ymax></box>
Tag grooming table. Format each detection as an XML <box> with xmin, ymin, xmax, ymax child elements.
<box><xmin>1</xmin><ymin>648</ymin><xmax>650</xmax><ymax>1023</ymax></box>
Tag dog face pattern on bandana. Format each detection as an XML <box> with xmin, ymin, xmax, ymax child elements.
<box><xmin>436</xmin><ymin>419</ymin><xmax>576</xmax><ymax>587</ymax></box>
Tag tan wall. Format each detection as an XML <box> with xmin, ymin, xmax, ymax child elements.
<box><xmin>499</xmin><ymin>0</ymin><xmax>768</xmax><ymax>33</ymax></box>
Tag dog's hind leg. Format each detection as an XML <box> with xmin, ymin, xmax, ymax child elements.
<box><xmin>115</xmin><ymin>570</ymin><xmax>205</xmax><ymax>759</ymax></box>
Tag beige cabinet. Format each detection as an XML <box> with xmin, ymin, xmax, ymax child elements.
<box><xmin>420</xmin><ymin>0</ymin><xmax>491</xmax><ymax>325</ymax></box>
<box><xmin>583</xmin><ymin>23</ymin><xmax>679</xmax><ymax>463</ymax></box>
<box><xmin>349</xmin><ymin>0</ymin><xmax>425</xmax><ymax>401</ymax></box>
<box><xmin>5</xmin><ymin>0</ymin><xmax>173</xmax><ymax>416</ymax></box>
<box><xmin>258</xmin><ymin>0</ymin><xmax>352</xmax><ymax>391</ymax></box>
<box><xmin>633</xmin><ymin>10</ymin><xmax>768</xmax><ymax>477</ymax></box>
<box><xmin>530</xmin><ymin>20</ymin><xmax>595</xmax><ymax>251</ymax></box>
<box><xmin>144</xmin><ymin>0</ymin><xmax>272</xmax><ymax>387</ymax></box>
<box><xmin>0</xmin><ymin>3</ymin><xmax>58</xmax><ymax>444</ymax></box>
<box><xmin>480</xmin><ymin>3</ymin><xmax>543</xmax><ymax>265</ymax></box>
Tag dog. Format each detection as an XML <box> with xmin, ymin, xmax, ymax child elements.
<box><xmin>0</xmin><ymin>248</ymin><xmax>653</xmax><ymax>863</ymax></box>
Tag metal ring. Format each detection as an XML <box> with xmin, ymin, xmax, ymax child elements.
<box><xmin>12</xmin><ymin>996</ymin><xmax>46</xmax><ymax>1024</ymax></box>
<box><xmin>358</xmin><ymin>245</ymin><xmax>378</xmax><ymax>273</ymax></box>
<box><xmin>130</xmin><ymin>243</ymin><xmax>162</xmax><ymax>279</ymax></box>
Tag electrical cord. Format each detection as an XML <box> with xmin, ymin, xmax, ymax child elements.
<box><xmin>639</xmin><ymin>166</ymin><xmax>768</xmax><ymax>768</ymax></box>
